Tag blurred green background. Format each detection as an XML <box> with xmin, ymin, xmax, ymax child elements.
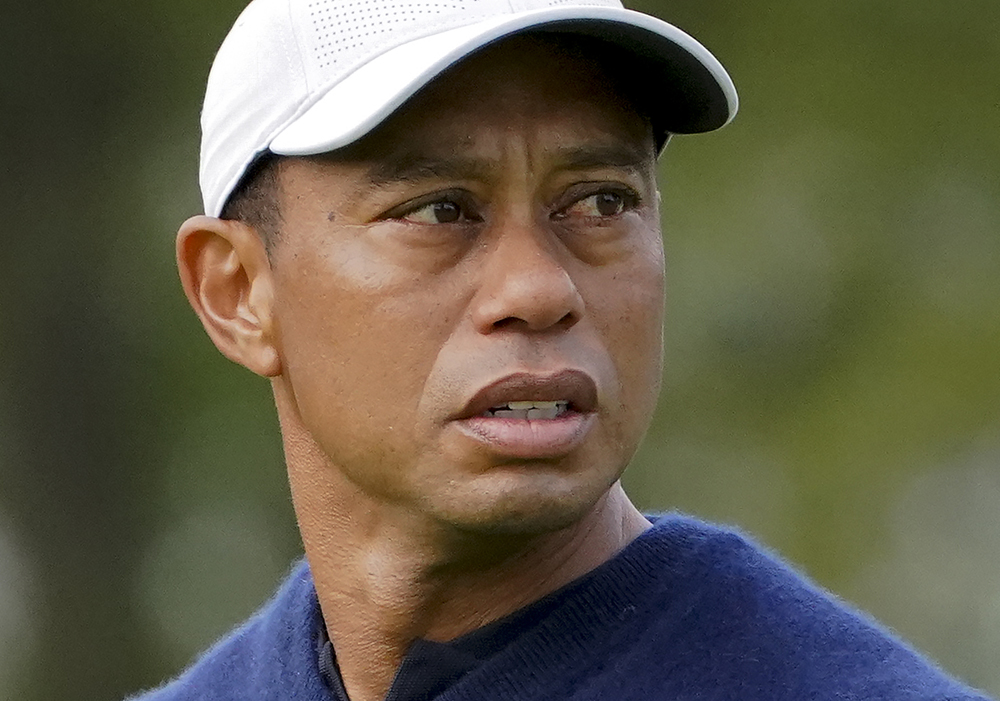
<box><xmin>1</xmin><ymin>0</ymin><xmax>998</xmax><ymax>698</ymax></box>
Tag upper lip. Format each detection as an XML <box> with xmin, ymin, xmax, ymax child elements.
<box><xmin>453</xmin><ymin>369</ymin><xmax>599</xmax><ymax>420</ymax></box>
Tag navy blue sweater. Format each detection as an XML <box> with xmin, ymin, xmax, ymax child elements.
<box><xmin>130</xmin><ymin>515</ymin><xmax>992</xmax><ymax>700</ymax></box>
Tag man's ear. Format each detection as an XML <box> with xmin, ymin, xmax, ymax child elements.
<box><xmin>176</xmin><ymin>215</ymin><xmax>281</xmax><ymax>377</ymax></box>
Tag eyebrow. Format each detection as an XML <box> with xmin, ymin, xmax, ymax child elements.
<box><xmin>365</xmin><ymin>154</ymin><xmax>490</xmax><ymax>187</ymax></box>
<box><xmin>362</xmin><ymin>142</ymin><xmax>653</xmax><ymax>189</ymax></box>
<box><xmin>553</xmin><ymin>143</ymin><xmax>654</xmax><ymax>173</ymax></box>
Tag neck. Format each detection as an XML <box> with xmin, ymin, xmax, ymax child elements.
<box><xmin>281</xmin><ymin>422</ymin><xmax>648</xmax><ymax>701</ymax></box>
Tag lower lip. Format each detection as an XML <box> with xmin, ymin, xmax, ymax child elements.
<box><xmin>453</xmin><ymin>412</ymin><xmax>595</xmax><ymax>459</ymax></box>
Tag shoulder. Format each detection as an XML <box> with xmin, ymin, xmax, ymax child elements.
<box><xmin>124</xmin><ymin>560</ymin><xmax>329</xmax><ymax>701</ymax></box>
<box><xmin>609</xmin><ymin>515</ymin><xmax>992</xmax><ymax>700</ymax></box>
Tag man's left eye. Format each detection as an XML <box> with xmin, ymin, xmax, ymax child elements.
<box><xmin>561</xmin><ymin>190</ymin><xmax>635</xmax><ymax>219</ymax></box>
<box><xmin>402</xmin><ymin>200</ymin><xmax>466</xmax><ymax>224</ymax></box>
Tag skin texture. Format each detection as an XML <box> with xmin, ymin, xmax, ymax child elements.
<box><xmin>177</xmin><ymin>36</ymin><xmax>664</xmax><ymax>701</ymax></box>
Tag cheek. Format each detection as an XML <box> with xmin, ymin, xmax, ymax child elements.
<box><xmin>587</xmin><ymin>242</ymin><xmax>665</xmax><ymax>435</ymax></box>
<box><xmin>270</xmin><ymin>245</ymin><xmax>467</xmax><ymax>472</ymax></box>
<box><xmin>595</xmin><ymin>230</ymin><xmax>664</xmax><ymax>344</ymax></box>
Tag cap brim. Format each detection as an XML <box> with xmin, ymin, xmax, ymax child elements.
<box><xmin>268</xmin><ymin>6</ymin><xmax>737</xmax><ymax>157</ymax></box>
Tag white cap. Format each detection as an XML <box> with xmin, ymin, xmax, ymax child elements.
<box><xmin>200</xmin><ymin>0</ymin><xmax>739</xmax><ymax>217</ymax></box>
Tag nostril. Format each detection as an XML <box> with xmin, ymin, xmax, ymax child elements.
<box><xmin>549</xmin><ymin>311</ymin><xmax>578</xmax><ymax>332</ymax></box>
<box><xmin>493</xmin><ymin>317</ymin><xmax>520</xmax><ymax>330</ymax></box>
<box><xmin>557</xmin><ymin>311</ymin><xmax>577</xmax><ymax>327</ymax></box>
<box><xmin>488</xmin><ymin>310</ymin><xmax>579</xmax><ymax>333</ymax></box>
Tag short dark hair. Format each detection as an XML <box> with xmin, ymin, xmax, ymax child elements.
<box><xmin>219</xmin><ymin>154</ymin><xmax>283</xmax><ymax>252</ymax></box>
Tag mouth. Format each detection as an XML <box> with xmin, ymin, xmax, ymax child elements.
<box><xmin>451</xmin><ymin>370</ymin><xmax>598</xmax><ymax>459</ymax></box>
<box><xmin>455</xmin><ymin>369</ymin><xmax>598</xmax><ymax>421</ymax></box>
<box><xmin>481</xmin><ymin>400</ymin><xmax>571</xmax><ymax>420</ymax></box>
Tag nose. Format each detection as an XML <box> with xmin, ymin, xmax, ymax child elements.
<box><xmin>469</xmin><ymin>220</ymin><xmax>585</xmax><ymax>334</ymax></box>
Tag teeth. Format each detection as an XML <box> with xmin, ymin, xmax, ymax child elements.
<box><xmin>507</xmin><ymin>401</ymin><xmax>561</xmax><ymax>411</ymax></box>
<box><xmin>485</xmin><ymin>401</ymin><xmax>570</xmax><ymax>420</ymax></box>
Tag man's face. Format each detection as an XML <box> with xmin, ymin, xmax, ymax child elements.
<box><xmin>267</xmin><ymin>36</ymin><xmax>665</xmax><ymax>534</ymax></box>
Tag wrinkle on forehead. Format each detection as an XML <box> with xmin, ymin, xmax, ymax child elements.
<box><xmin>363</xmin><ymin>142</ymin><xmax>653</xmax><ymax>190</ymax></box>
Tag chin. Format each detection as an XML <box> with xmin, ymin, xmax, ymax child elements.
<box><xmin>432</xmin><ymin>471</ymin><xmax>615</xmax><ymax>537</ymax></box>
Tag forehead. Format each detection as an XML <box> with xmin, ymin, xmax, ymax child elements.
<box><xmin>311</xmin><ymin>34</ymin><xmax>655</xmax><ymax>172</ymax></box>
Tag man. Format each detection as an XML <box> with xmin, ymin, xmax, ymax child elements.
<box><xmin>130</xmin><ymin>0</ymin><xmax>991</xmax><ymax>699</ymax></box>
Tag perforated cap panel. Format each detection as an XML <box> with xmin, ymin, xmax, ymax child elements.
<box><xmin>307</xmin><ymin>0</ymin><xmax>478</xmax><ymax>69</ymax></box>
